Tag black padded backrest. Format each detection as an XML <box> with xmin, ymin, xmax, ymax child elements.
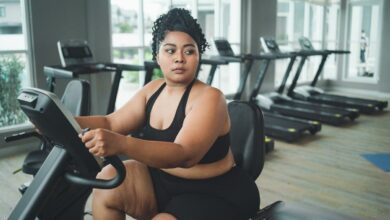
<box><xmin>228</xmin><ymin>101</ymin><xmax>265</xmax><ymax>180</ymax></box>
<box><xmin>61</xmin><ymin>79</ymin><xmax>91</xmax><ymax>116</ymax></box>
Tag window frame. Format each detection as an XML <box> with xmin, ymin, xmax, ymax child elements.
<box><xmin>0</xmin><ymin>0</ymin><xmax>34</xmax><ymax>134</ymax></box>
<box><xmin>0</xmin><ymin>6</ymin><xmax>6</xmax><ymax>17</ymax></box>
<box><xmin>342</xmin><ymin>0</ymin><xmax>382</xmax><ymax>83</ymax></box>
<box><xmin>275</xmin><ymin>0</ymin><xmax>342</xmax><ymax>86</ymax></box>
<box><xmin>110</xmin><ymin>0</ymin><xmax>242</xmax><ymax>108</ymax></box>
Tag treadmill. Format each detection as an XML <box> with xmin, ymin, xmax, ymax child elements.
<box><xmin>45</xmin><ymin>39</ymin><xmax>145</xmax><ymax>114</ymax></box>
<box><xmin>213</xmin><ymin>39</ymin><xmax>321</xmax><ymax>142</ymax></box>
<box><xmin>289</xmin><ymin>37</ymin><xmax>388</xmax><ymax>113</ymax></box>
<box><xmin>212</xmin><ymin>39</ymin><xmax>257</xmax><ymax>101</ymax></box>
<box><xmin>256</xmin><ymin>38</ymin><xmax>359</xmax><ymax>126</ymax></box>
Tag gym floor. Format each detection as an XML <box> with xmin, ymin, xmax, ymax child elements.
<box><xmin>1</xmin><ymin>90</ymin><xmax>389</xmax><ymax>219</ymax></box>
<box><xmin>258</xmin><ymin>90</ymin><xmax>390</xmax><ymax>219</ymax></box>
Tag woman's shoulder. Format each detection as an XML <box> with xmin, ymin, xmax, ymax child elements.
<box><xmin>192</xmin><ymin>81</ymin><xmax>226</xmax><ymax>104</ymax></box>
<box><xmin>144</xmin><ymin>78</ymin><xmax>165</xmax><ymax>89</ymax></box>
<box><xmin>142</xmin><ymin>78</ymin><xmax>165</xmax><ymax>97</ymax></box>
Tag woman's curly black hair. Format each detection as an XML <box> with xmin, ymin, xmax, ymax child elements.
<box><xmin>151</xmin><ymin>8</ymin><xmax>209</xmax><ymax>60</ymax></box>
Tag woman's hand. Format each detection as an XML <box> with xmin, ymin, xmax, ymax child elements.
<box><xmin>79</xmin><ymin>128</ymin><xmax>124</xmax><ymax>157</ymax></box>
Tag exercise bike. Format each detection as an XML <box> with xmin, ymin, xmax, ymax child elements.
<box><xmin>8</xmin><ymin>88</ymin><xmax>126</xmax><ymax>220</ymax></box>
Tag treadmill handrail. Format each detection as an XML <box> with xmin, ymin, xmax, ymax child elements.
<box><xmin>201</xmin><ymin>56</ymin><xmax>229</xmax><ymax>65</ymax></box>
<box><xmin>294</xmin><ymin>49</ymin><xmax>329</xmax><ymax>56</ymax></box>
<box><xmin>325</xmin><ymin>49</ymin><xmax>350</xmax><ymax>54</ymax></box>
<box><xmin>43</xmin><ymin>63</ymin><xmax>145</xmax><ymax>114</ymax></box>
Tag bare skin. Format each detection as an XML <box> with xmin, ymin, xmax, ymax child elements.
<box><xmin>77</xmin><ymin>31</ymin><xmax>235</xmax><ymax>219</ymax></box>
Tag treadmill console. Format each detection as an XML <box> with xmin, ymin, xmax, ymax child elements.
<box><xmin>299</xmin><ymin>37</ymin><xmax>314</xmax><ymax>50</ymax></box>
<box><xmin>57</xmin><ymin>39</ymin><xmax>94</xmax><ymax>67</ymax></box>
<box><xmin>214</xmin><ymin>39</ymin><xmax>235</xmax><ymax>56</ymax></box>
<box><xmin>260</xmin><ymin>37</ymin><xmax>281</xmax><ymax>53</ymax></box>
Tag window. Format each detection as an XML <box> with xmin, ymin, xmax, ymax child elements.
<box><xmin>208</xmin><ymin>0</ymin><xmax>241</xmax><ymax>96</ymax></box>
<box><xmin>111</xmin><ymin>0</ymin><xmax>141</xmax><ymax>108</ymax></box>
<box><xmin>143</xmin><ymin>0</ymin><xmax>170</xmax><ymax>55</ymax></box>
<box><xmin>345</xmin><ymin>0</ymin><xmax>381</xmax><ymax>81</ymax></box>
<box><xmin>323</xmin><ymin>2</ymin><xmax>340</xmax><ymax>80</ymax></box>
<box><xmin>196</xmin><ymin>0</ymin><xmax>216</xmax><ymax>84</ymax></box>
<box><xmin>276</xmin><ymin>0</ymin><xmax>341</xmax><ymax>86</ymax></box>
<box><xmin>0</xmin><ymin>0</ymin><xmax>31</xmax><ymax>130</ymax></box>
<box><xmin>111</xmin><ymin>0</ymin><xmax>242</xmax><ymax>109</ymax></box>
<box><xmin>0</xmin><ymin>6</ymin><xmax>5</xmax><ymax>17</ymax></box>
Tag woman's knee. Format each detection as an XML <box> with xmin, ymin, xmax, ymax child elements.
<box><xmin>94</xmin><ymin>160</ymin><xmax>157</xmax><ymax>218</ymax></box>
<box><xmin>152</xmin><ymin>213</ymin><xmax>177</xmax><ymax>220</ymax></box>
<box><xmin>93</xmin><ymin>161</ymin><xmax>140</xmax><ymax>208</ymax></box>
<box><xmin>96</xmin><ymin>160</ymin><xmax>144</xmax><ymax>181</ymax></box>
<box><xmin>96</xmin><ymin>164</ymin><xmax>117</xmax><ymax>180</ymax></box>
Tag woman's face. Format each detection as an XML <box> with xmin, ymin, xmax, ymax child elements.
<box><xmin>156</xmin><ymin>31</ymin><xmax>200</xmax><ymax>84</ymax></box>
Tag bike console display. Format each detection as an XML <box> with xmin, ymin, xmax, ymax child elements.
<box><xmin>18</xmin><ymin>88</ymin><xmax>125</xmax><ymax>188</ymax></box>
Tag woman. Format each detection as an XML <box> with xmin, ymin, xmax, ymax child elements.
<box><xmin>77</xmin><ymin>8</ymin><xmax>259</xmax><ymax>220</ymax></box>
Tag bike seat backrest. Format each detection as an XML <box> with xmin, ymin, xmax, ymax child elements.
<box><xmin>61</xmin><ymin>79</ymin><xmax>91</xmax><ymax>116</ymax></box>
<box><xmin>228</xmin><ymin>101</ymin><xmax>265</xmax><ymax>180</ymax></box>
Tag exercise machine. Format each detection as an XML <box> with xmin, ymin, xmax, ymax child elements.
<box><xmin>213</xmin><ymin>39</ymin><xmax>321</xmax><ymax>142</ymax></box>
<box><xmin>288</xmin><ymin>37</ymin><xmax>387</xmax><ymax>113</ymax></box>
<box><xmin>45</xmin><ymin>39</ymin><xmax>145</xmax><ymax>114</ymax></box>
<box><xmin>5</xmin><ymin>79</ymin><xmax>91</xmax><ymax>190</ymax></box>
<box><xmin>8</xmin><ymin>88</ymin><xmax>126</xmax><ymax>219</ymax></box>
<box><xmin>6</xmin><ymin>40</ymin><xmax>143</xmax><ymax>195</ymax></box>
<box><xmin>7</xmin><ymin>39</ymin><xmax>143</xmax><ymax>180</ymax></box>
<box><xmin>213</xmin><ymin>39</ymin><xmax>256</xmax><ymax>100</ymax></box>
<box><xmin>258</xmin><ymin>38</ymin><xmax>359</xmax><ymax>125</ymax></box>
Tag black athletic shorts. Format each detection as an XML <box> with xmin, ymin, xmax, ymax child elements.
<box><xmin>148</xmin><ymin>166</ymin><xmax>260</xmax><ymax>220</ymax></box>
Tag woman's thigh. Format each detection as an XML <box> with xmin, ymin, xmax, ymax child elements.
<box><xmin>93</xmin><ymin>160</ymin><xmax>158</xmax><ymax>219</ymax></box>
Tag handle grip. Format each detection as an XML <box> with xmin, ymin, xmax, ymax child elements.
<box><xmin>64</xmin><ymin>156</ymin><xmax>126</xmax><ymax>189</ymax></box>
<box><xmin>4</xmin><ymin>131</ymin><xmax>44</xmax><ymax>143</ymax></box>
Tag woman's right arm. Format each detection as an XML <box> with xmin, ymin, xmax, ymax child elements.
<box><xmin>75</xmin><ymin>81</ymin><xmax>157</xmax><ymax>135</ymax></box>
<box><xmin>75</xmin><ymin>115</ymin><xmax>111</xmax><ymax>130</ymax></box>
<box><xmin>76</xmin><ymin>92</ymin><xmax>145</xmax><ymax>133</ymax></box>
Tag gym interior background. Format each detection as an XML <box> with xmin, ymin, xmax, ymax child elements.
<box><xmin>0</xmin><ymin>0</ymin><xmax>389</xmax><ymax>219</ymax></box>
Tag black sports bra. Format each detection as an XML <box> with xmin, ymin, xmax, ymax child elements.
<box><xmin>135</xmin><ymin>81</ymin><xmax>230</xmax><ymax>164</ymax></box>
